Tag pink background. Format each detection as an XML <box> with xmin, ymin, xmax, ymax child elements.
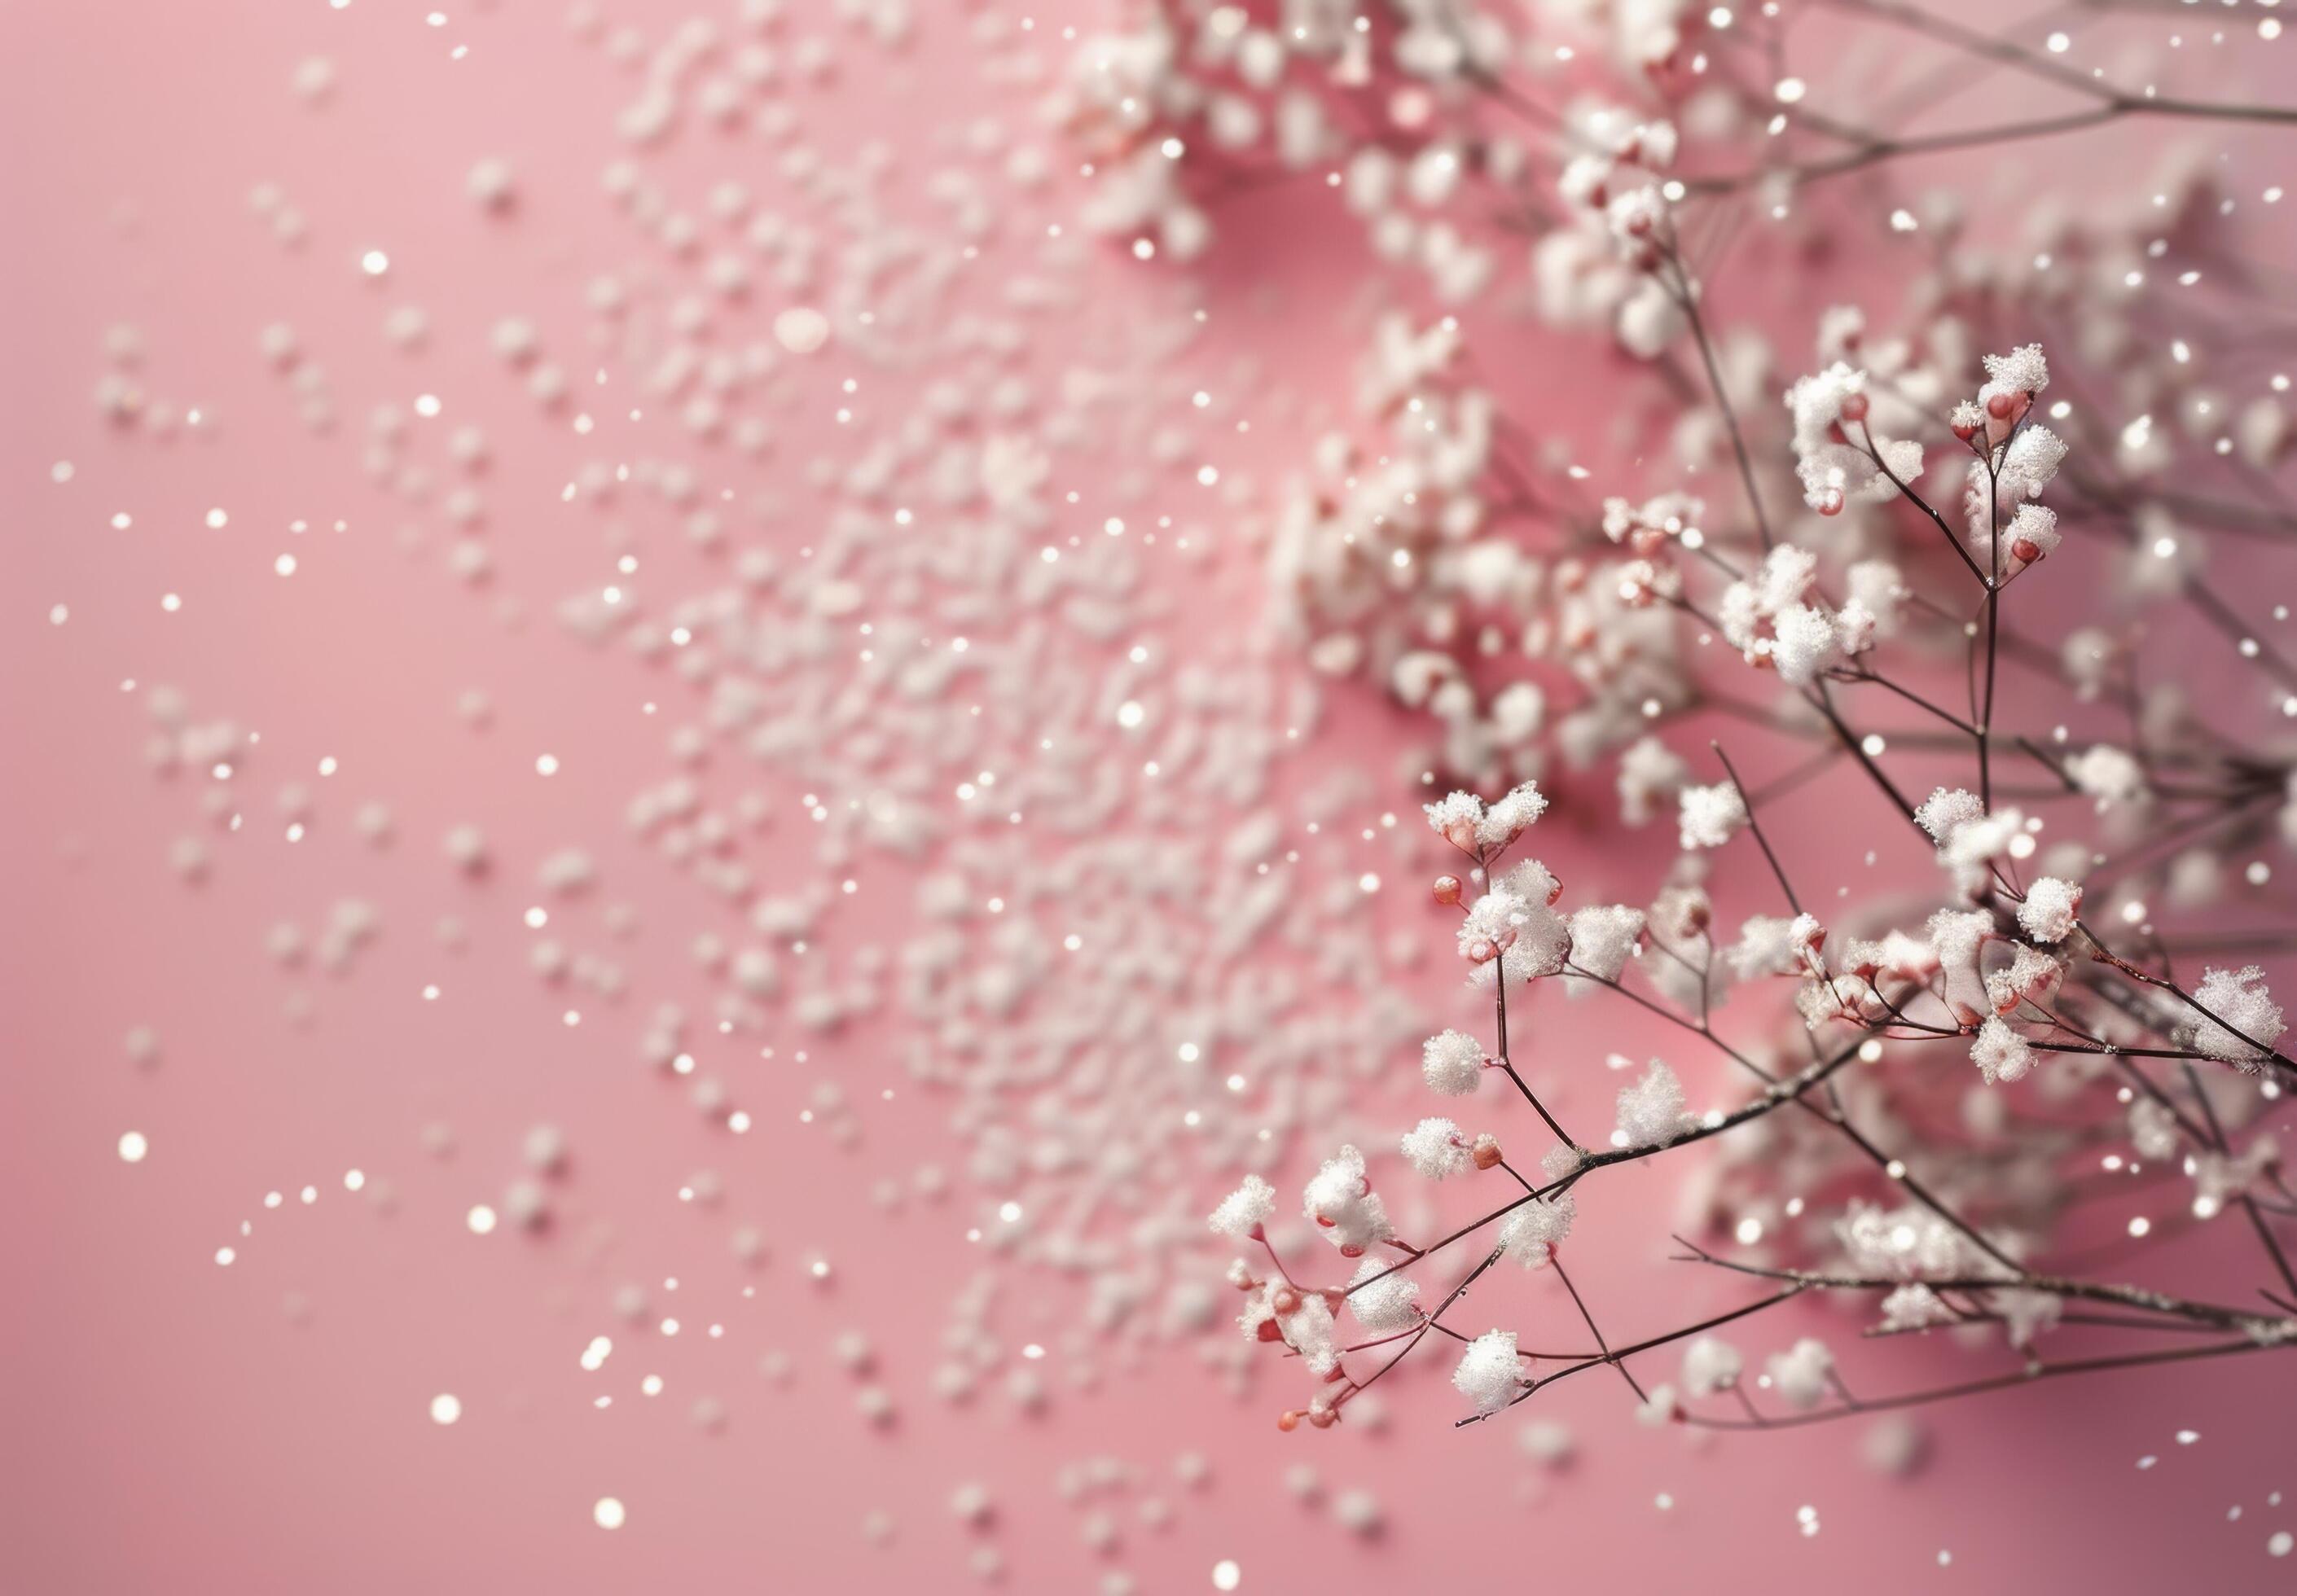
<box><xmin>5</xmin><ymin>2</ymin><xmax>2294</xmax><ymax>1590</ymax></box>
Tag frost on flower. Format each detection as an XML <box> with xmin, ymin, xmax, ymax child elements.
<box><xmin>1784</xmin><ymin>362</ymin><xmax>1923</xmax><ymax>513</ymax></box>
<box><xmin>1208</xmin><ymin>1173</ymin><xmax>1276</xmax><ymax>1240</ymax></box>
<box><xmin>1970</xmin><ymin>1015</ymin><xmax>2035</xmax><ymax>1085</ymax></box>
<box><xmin>1566</xmin><ymin>904</ymin><xmax>1646</xmax><ymax>985</ymax></box>
<box><xmin>1615</xmin><ymin>1059</ymin><xmax>1691</xmax><ymax>1147</ymax></box>
<box><xmin>1679</xmin><ymin>1335</ymin><xmax>1742</xmax><ymax>1395</ymax></box>
<box><xmin>1678</xmin><ymin>781</ymin><xmax>1747</xmax><ymax>851</ymax></box>
<box><xmin>1728</xmin><ymin>913</ymin><xmax>1823</xmax><ymax>980</ymax></box>
<box><xmin>1716</xmin><ymin>546</ymin><xmax>1864</xmax><ymax>682</ymax></box>
<box><xmin>1985</xmin><ymin>944</ymin><xmax>2063</xmax><ymax>1017</ymax></box>
<box><xmin>1914</xmin><ymin>787</ymin><xmax>1985</xmax><ymax>849</ymax></box>
<box><xmin>2016</xmin><ymin>877</ymin><xmax>2083</xmax><ymax>944</ymax></box>
<box><xmin>1499</xmin><ymin>1189</ymin><xmax>1576</xmax><ymax>1268</ymax></box>
<box><xmin>1452</xmin><ymin>1329</ymin><xmax>1523</xmax><ymax>1414</ymax></box>
<box><xmin>1421</xmin><ymin>1028</ymin><xmax>1487</xmax><ymax>1096</ymax></box>
<box><xmin>1399</xmin><ymin>1117</ymin><xmax>1474</xmax><ymax>1181</ymax></box>
<box><xmin>1424</xmin><ymin>780</ymin><xmax>1548</xmax><ymax>853</ymax></box>
<box><xmin>1303</xmin><ymin>1145</ymin><xmax>1395</xmax><ymax>1256</ymax></box>
<box><xmin>1458</xmin><ymin>883</ymin><xmax>1571</xmax><ymax>989</ymax></box>
<box><xmin>1346</xmin><ymin>1258</ymin><xmax>1422</xmax><ymax>1335</ymax></box>
<box><xmin>1981</xmin><ymin>343</ymin><xmax>2050</xmax><ymax>405</ymax></box>
<box><xmin>1764</xmin><ymin>1339</ymin><xmax>1834</xmax><ymax>1410</ymax></box>
<box><xmin>2179</xmin><ymin>966</ymin><xmax>2287</xmax><ymax>1069</ymax></box>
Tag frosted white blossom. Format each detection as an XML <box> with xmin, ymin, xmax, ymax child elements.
<box><xmin>1970</xmin><ymin>1016</ymin><xmax>2035</xmax><ymax>1085</ymax></box>
<box><xmin>1399</xmin><ymin>1117</ymin><xmax>1474</xmax><ymax>1181</ymax></box>
<box><xmin>1346</xmin><ymin>1259</ymin><xmax>1422</xmax><ymax>1335</ymax></box>
<box><xmin>1998</xmin><ymin>425</ymin><xmax>2067</xmax><ymax>501</ymax></box>
<box><xmin>1728</xmin><ymin>914</ymin><xmax>1822</xmax><ymax>980</ymax></box>
<box><xmin>1615</xmin><ymin>1059</ymin><xmax>1691</xmax><ymax>1147</ymax></box>
<box><xmin>1914</xmin><ymin>787</ymin><xmax>1985</xmax><ymax>848</ymax></box>
<box><xmin>1982</xmin><ymin>343</ymin><xmax>2050</xmax><ymax>401</ymax></box>
<box><xmin>1678</xmin><ymin>782</ymin><xmax>1747</xmax><ymax>851</ymax></box>
<box><xmin>1566</xmin><ymin>905</ymin><xmax>1645</xmax><ymax>984</ymax></box>
<box><xmin>1986</xmin><ymin>944</ymin><xmax>2063</xmax><ymax>1016</ymax></box>
<box><xmin>1303</xmin><ymin>1145</ymin><xmax>1395</xmax><ymax>1256</ymax></box>
<box><xmin>1424</xmin><ymin>781</ymin><xmax>1548</xmax><ymax>853</ymax></box>
<box><xmin>1784</xmin><ymin>362</ymin><xmax>1923</xmax><ymax>511</ymax></box>
<box><xmin>2180</xmin><ymin>966</ymin><xmax>2286</xmax><ymax>1068</ymax></box>
<box><xmin>1421</xmin><ymin>1028</ymin><xmax>1487</xmax><ymax>1096</ymax></box>
<box><xmin>1208</xmin><ymin>1174</ymin><xmax>1276</xmax><ymax>1240</ymax></box>
<box><xmin>1498</xmin><ymin>1190</ymin><xmax>1576</xmax><ymax>1268</ymax></box>
<box><xmin>1458</xmin><ymin>885</ymin><xmax>1571</xmax><ymax>989</ymax></box>
<box><xmin>1452</xmin><ymin>1329</ymin><xmax>1524</xmax><ymax>1414</ymax></box>
<box><xmin>2016</xmin><ymin>878</ymin><xmax>2082</xmax><ymax>944</ymax></box>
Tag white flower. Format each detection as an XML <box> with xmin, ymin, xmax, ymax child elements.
<box><xmin>1458</xmin><ymin>886</ymin><xmax>1571</xmax><ymax>989</ymax></box>
<box><xmin>2180</xmin><ymin>966</ymin><xmax>2286</xmax><ymax>1068</ymax></box>
<box><xmin>1991</xmin><ymin>1287</ymin><xmax>2062</xmax><ymax>1350</ymax></box>
<box><xmin>1303</xmin><ymin>1145</ymin><xmax>1396</xmax><ymax>1256</ymax></box>
<box><xmin>1615</xmin><ymin>1059</ymin><xmax>1691</xmax><ymax>1147</ymax></box>
<box><xmin>1481</xmin><ymin>779</ymin><xmax>1550</xmax><ymax>847</ymax></box>
<box><xmin>1678</xmin><ymin>781</ymin><xmax>1747</xmax><ymax>851</ymax></box>
<box><xmin>1914</xmin><ymin>787</ymin><xmax>1985</xmax><ymax>848</ymax></box>
<box><xmin>1680</xmin><ymin>1335</ymin><xmax>1742</xmax><ymax>1395</ymax></box>
<box><xmin>1769</xmin><ymin>603</ymin><xmax>1845</xmax><ymax>686</ymax></box>
<box><xmin>1346</xmin><ymin>1258</ymin><xmax>1422</xmax><ymax>1335</ymax></box>
<box><xmin>1634</xmin><ymin>1383</ymin><xmax>1680</xmax><ymax>1426</ymax></box>
<box><xmin>1982</xmin><ymin>343</ymin><xmax>2050</xmax><ymax>400</ymax></box>
<box><xmin>1999</xmin><ymin>425</ymin><xmax>2066</xmax><ymax>500</ymax></box>
<box><xmin>1839</xmin><ymin>1202</ymin><xmax>1979</xmax><ymax>1278</ymax></box>
<box><xmin>1421</xmin><ymin>1028</ymin><xmax>1487</xmax><ymax>1096</ymax></box>
<box><xmin>1423</xmin><ymin>781</ymin><xmax>1548</xmax><ymax>853</ymax></box>
<box><xmin>1728</xmin><ymin>914</ymin><xmax>1819</xmax><ymax>980</ymax></box>
<box><xmin>1499</xmin><ymin>1190</ymin><xmax>1576</xmax><ymax>1267</ymax></box>
<box><xmin>2016</xmin><ymin>878</ymin><xmax>2082</xmax><ymax>944</ymax></box>
<box><xmin>2070</xmin><ymin>746</ymin><xmax>2146</xmax><ymax>809</ymax></box>
<box><xmin>1970</xmin><ymin>1016</ymin><xmax>2034</xmax><ymax>1084</ymax></box>
<box><xmin>1208</xmin><ymin>1174</ymin><xmax>1276</xmax><ymax>1240</ymax></box>
<box><xmin>1764</xmin><ymin>1339</ymin><xmax>1834</xmax><ymax>1410</ymax></box>
<box><xmin>1783</xmin><ymin>362</ymin><xmax>1922</xmax><ymax>511</ymax></box>
<box><xmin>1985</xmin><ymin>944</ymin><xmax>2062</xmax><ymax>1016</ymax></box>
<box><xmin>1618</xmin><ymin>735</ymin><xmax>1688</xmax><ymax>826</ymax></box>
<box><xmin>1423</xmin><ymin>790</ymin><xmax>1485</xmax><ymax>852</ymax></box>
<box><xmin>1452</xmin><ymin>1329</ymin><xmax>1524</xmax><ymax>1414</ymax></box>
<box><xmin>1567</xmin><ymin>905</ymin><xmax>1645</xmax><ymax>984</ymax></box>
<box><xmin>1881</xmin><ymin>1283</ymin><xmax>1953</xmax><ymax>1331</ymax></box>
<box><xmin>1400</xmin><ymin>1117</ymin><xmax>1474</xmax><ymax>1180</ymax></box>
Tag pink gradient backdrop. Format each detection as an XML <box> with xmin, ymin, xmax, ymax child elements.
<box><xmin>4</xmin><ymin>2</ymin><xmax>2292</xmax><ymax>1590</ymax></box>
